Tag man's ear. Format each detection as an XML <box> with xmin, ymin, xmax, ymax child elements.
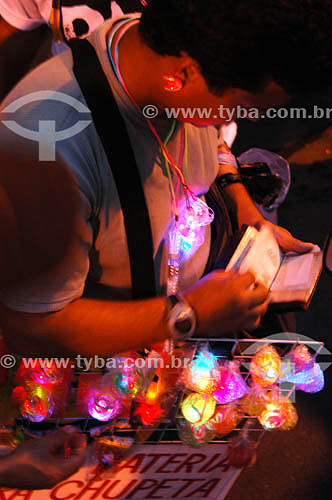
<box><xmin>174</xmin><ymin>54</ymin><xmax>202</xmax><ymax>85</ymax></box>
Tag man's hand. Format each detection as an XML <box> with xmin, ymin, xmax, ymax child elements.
<box><xmin>183</xmin><ymin>271</ymin><xmax>269</xmax><ymax>335</ymax></box>
<box><xmin>259</xmin><ymin>221</ymin><xmax>315</xmax><ymax>254</ymax></box>
<box><xmin>0</xmin><ymin>427</ymin><xmax>87</xmax><ymax>490</ymax></box>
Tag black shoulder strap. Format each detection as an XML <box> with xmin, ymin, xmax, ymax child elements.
<box><xmin>69</xmin><ymin>38</ymin><xmax>156</xmax><ymax>299</ymax></box>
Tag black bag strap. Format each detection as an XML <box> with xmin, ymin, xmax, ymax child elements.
<box><xmin>69</xmin><ymin>38</ymin><xmax>156</xmax><ymax>299</ymax></box>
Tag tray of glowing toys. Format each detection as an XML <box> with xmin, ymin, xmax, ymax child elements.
<box><xmin>0</xmin><ymin>338</ymin><xmax>326</xmax><ymax>469</ymax></box>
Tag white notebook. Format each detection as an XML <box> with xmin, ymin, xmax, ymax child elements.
<box><xmin>226</xmin><ymin>225</ymin><xmax>322</xmax><ymax>311</ymax></box>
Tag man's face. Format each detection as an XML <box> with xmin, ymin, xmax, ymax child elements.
<box><xmin>174</xmin><ymin>80</ymin><xmax>289</xmax><ymax>126</ymax></box>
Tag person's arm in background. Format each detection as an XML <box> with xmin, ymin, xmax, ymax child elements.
<box><xmin>0</xmin><ymin>427</ymin><xmax>87</xmax><ymax>490</ymax></box>
<box><xmin>0</xmin><ymin>13</ymin><xmax>51</xmax><ymax>102</ymax></box>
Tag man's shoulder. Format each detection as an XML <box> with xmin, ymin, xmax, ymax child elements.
<box><xmin>0</xmin><ymin>48</ymin><xmax>86</xmax><ymax>143</ymax></box>
<box><xmin>1</xmin><ymin>48</ymin><xmax>77</xmax><ymax>107</ymax></box>
<box><xmin>0</xmin><ymin>48</ymin><xmax>97</xmax><ymax>177</ymax></box>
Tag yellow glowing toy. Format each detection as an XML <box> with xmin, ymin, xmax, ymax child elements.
<box><xmin>181</xmin><ymin>392</ymin><xmax>216</xmax><ymax>425</ymax></box>
<box><xmin>250</xmin><ymin>345</ymin><xmax>281</xmax><ymax>387</ymax></box>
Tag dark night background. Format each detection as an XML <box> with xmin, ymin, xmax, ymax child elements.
<box><xmin>228</xmin><ymin>100</ymin><xmax>332</xmax><ymax>500</ymax></box>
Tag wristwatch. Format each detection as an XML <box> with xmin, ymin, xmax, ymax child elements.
<box><xmin>166</xmin><ymin>293</ymin><xmax>197</xmax><ymax>341</ymax></box>
<box><xmin>216</xmin><ymin>172</ymin><xmax>243</xmax><ymax>189</ymax></box>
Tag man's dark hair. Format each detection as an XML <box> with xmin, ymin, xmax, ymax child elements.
<box><xmin>139</xmin><ymin>0</ymin><xmax>332</xmax><ymax>96</ymax></box>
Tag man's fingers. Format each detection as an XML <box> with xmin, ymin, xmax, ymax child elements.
<box><xmin>265</xmin><ymin>221</ymin><xmax>315</xmax><ymax>254</ymax></box>
<box><xmin>242</xmin><ymin>300</ymin><xmax>269</xmax><ymax>329</ymax></box>
<box><xmin>237</xmin><ymin>271</ymin><xmax>256</xmax><ymax>288</ymax></box>
<box><xmin>244</xmin><ymin>315</ymin><xmax>262</xmax><ymax>330</ymax></box>
<box><xmin>242</xmin><ymin>316</ymin><xmax>259</xmax><ymax>330</ymax></box>
<box><xmin>281</xmin><ymin>238</ymin><xmax>315</xmax><ymax>254</ymax></box>
<box><xmin>249</xmin><ymin>282</ymin><xmax>270</xmax><ymax>307</ymax></box>
<box><xmin>250</xmin><ymin>299</ymin><xmax>269</xmax><ymax>318</ymax></box>
<box><xmin>241</xmin><ymin>299</ymin><xmax>269</xmax><ymax>331</ymax></box>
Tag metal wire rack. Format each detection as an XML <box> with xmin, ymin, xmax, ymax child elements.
<box><xmin>1</xmin><ymin>337</ymin><xmax>326</xmax><ymax>448</ymax></box>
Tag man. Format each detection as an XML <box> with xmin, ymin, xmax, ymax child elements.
<box><xmin>0</xmin><ymin>0</ymin><xmax>329</xmax><ymax>359</ymax></box>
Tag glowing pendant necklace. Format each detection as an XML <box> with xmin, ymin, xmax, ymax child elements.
<box><xmin>162</xmin><ymin>122</ymin><xmax>214</xmax><ymax>295</ymax></box>
<box><xmin>107</xmin><ymin>18</ymin><xmax>214</xmax><ymax>298</ymax></box>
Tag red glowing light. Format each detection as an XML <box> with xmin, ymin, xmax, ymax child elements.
<box><xmin>134</xmin><ymin>402</ymin><xmax>163</xmax><ymax>426</ymax></box>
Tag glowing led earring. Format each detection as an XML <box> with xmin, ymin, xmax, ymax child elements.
<box><xmin>163</xmin><ymin>75</ymin><xmax>183</xmax><ymax>92</ymax></box>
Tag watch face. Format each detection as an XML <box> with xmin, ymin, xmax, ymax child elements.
<box><xmin>175</xmin><ymin>318</ymin><xmax>193</xmax><ymax>334</ymax></box>
<box><xmin>168</xmin><ymin>302</ymin><xmax>196</xmax><ymax>341</ymax></box>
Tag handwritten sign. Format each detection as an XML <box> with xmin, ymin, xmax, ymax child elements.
<box><xmin>0</xmin><ymin>444</ymin><xmax>242</xmax><ymax>500</ymax></box>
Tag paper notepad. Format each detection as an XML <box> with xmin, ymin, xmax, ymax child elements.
<box><xmin>226</xmin><ymin>225</ymin><xmax>322</xmax><ymax>311</ymax></box>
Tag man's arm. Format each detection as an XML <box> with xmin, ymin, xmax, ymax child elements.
<box><xmin>217</xmin><ymin>143</ymin><xmax>315</xmax><ymax>253</ymax></box>
<box><xmin>0</xmin><ymin>270</ymin><xmax>269</xmax><ymax>358</ymax></box>
<box><xmin>0</xmin><ymin>295</ymin><xmax>170</xmax><ymax>358</ymax></box>
<box><xmin>221</xmin><ymin>178</ymin><xmax>315</xmax><ymax>252</ymax></box>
